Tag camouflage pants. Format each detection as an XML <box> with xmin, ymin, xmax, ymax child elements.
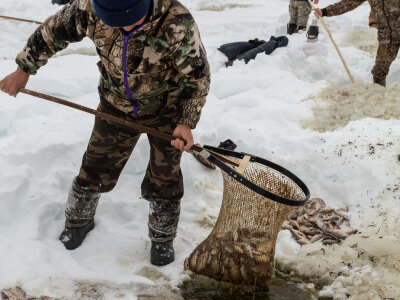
<box><xmin>289</xmin><ymin>0</ymin><xmax>312</xmax><ymax>27</ymax></box>
<box><xmin>372</xmin><ymin>43</ymin><xmax>400</xmax><ymax>80</ymax></box>
<box><xmin>65</xmin><ymin>99</ymin><xmax>184</xmax><ymax>242</ymax></box>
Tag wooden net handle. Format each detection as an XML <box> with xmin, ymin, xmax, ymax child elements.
<box><xmin>0</xmin><ymin>15</ymin><xmax>42</xmax><ymax>24</ymax></box>
<box><xmin>19</xmin><ymin>88</ymin><xmax>240</xmax><ymax>167</ymax></box>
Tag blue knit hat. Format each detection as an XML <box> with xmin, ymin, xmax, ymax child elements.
<box><xmin>93</xmin><ymin>0</ymin><xmax>151</xmax><ymax>27</ymax></box>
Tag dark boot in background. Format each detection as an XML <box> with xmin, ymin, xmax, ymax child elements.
<box><xmin>287</xmin><ymin>23</ymin><xmax>298</xmax><ymax>35</ymax></box>
<box><xmin>373</xmin><ymin>76</ymin><xmax>386</xmax><ymax>87</ymax></box>
<box><xmin>307</xmin><ymin>19</ymin><xmax>319</xmax><ymax>42</ymax></box>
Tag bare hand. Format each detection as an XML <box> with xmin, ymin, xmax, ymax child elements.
<box><xmin>313</xmin><ymin>8</ymin><xmax>323</xmax><ymax>19</ymax></box>
<box><xmin>369</xmin><ymin>12</ymin><xmax>377</xmax><ymax>28</ymax></box>
<box><xmin>171</xmin><ymin>124</ymin><xmax>194</xmax><ymax>152</ymax></box>
<box><xmin>0</xmin><ymin>66</ymin><xmax>30</xmax><ymax>97</ymax></box>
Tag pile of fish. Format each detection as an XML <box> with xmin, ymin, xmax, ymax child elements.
<box><xmin>1</xmin><ymin>287</ymin><xmax>58</xmax><ymax>300</ymax></box>
<box><xmin>184</xmin><ymin>227</ymin><xmax>275</xmax><ymax>288</ymax></box>
<box><xmin>282</xmin><ymin>198</ymin><xmax>358</xmax><ymax>245</ymax></box>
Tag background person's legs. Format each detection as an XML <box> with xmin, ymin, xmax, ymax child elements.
<box><xmin>372</xmin><ymin>43</ymin><xmax>400</xmax><ymax>86</ymax></box>
<box><xmin>289</xmin><ymin>0</ymin><xmax>298</xmax><ymax>25</ymax></box>
<box><xmin>296</xmin><ymin>1</ymin><xmax>312</xmax><ymax>30</ymax></box>
<box><xmin>288</xmin><ymin>0</ymin><xmax>299</xmax><ymax>34</ymax></box>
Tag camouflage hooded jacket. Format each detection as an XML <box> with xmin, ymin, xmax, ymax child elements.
<box><xmin>324</xmin><ymin>0</ymin><xmax>400</xmax><ymax>44</ymax></box>
<box><xmin>16</xmin><ymin>0</ymin><xmax>210</xmax><ymax>128</ymax></box>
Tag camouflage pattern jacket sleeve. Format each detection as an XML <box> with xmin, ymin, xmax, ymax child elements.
<box><xmin>15</xmin><ymin>0</ymin><xmax>91</xmax><ymax>75</ymax></box>
<box><xmin>165</xmin><ymin>4</ymin><xmax>210</xmax><ymax>129</ymax></box>
<box><xmin>324</xmin><ymin>0</ymin><xmax>365</xmax><ymax>16</ymax></box>
<box><xmin>15</xmin><ymin>0</ymin><xmax>210</xmax><ymax>129</ymax></box>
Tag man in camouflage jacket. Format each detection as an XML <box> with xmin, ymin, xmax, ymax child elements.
<box><xmin>314</xmin><ymin>0</ymin><xmax>400</xmax><ymax>86</ymax></box>
<box><xmin>0</xmin><ymin>0</ymin><xmax>210</xmax><ymax>266</ymax></box>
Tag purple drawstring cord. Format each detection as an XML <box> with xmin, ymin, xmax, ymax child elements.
<box><xmin>122</xmin><ymin>24</ymin><xmax>145</xmax><ymax>116</ymax></box>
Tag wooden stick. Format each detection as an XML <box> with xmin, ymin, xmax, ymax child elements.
<box><xmin>0</xmin><ymin>15</ymin><xmax>42</xmax><ymax>25</ymax></box>
<box><xmin>307</xmin><ymin>1</ymin><xmax>355</xmax><ymax>83</ymax></box>
<box><xmin>19</xmin><ymin>88</ymin><xmax>240</xmax><ymax>167</ymax></box>
<box><xmin>206</xmin><ymin>149</ymin><xmax>241</xmax><ymax>167</ymax></box>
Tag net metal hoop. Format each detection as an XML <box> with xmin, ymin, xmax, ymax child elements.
<box><xmin>203</xmin><ymin>145</ymin><xmax>310</xmax><ymax>207</ymax></box>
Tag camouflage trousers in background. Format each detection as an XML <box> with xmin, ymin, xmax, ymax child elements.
<box><xmin>65</xmin><ymin>98</ymin><xmax>184</xmax><ymax>242</ymax></box>
<box><xmin>289</xmin><ymin>0</ymin><xmax>312</xmax><ymax>27</ymax></box>
<box><xmin>372</xmin><ymin>43</ymin><xmax>400</xmax><ymax>80</ymax></box>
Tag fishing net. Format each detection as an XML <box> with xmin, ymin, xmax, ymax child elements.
<box><xmin>184</xmin><ymin>146</ymin><xmax>309</xmax><ymax>288</ymax></box>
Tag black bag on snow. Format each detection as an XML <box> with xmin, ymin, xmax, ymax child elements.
<box><xmin>218</xmin><ymin>39</ymin><xmax>266</xmax><ymax>62</ymax></box>
<box><xmin>237</xmin><ymin>36</ymin><xmax>288</xmax><ymax>63</ymax></box>
<box><xmin>218</xmin><ymin>36</ymin><xmax>288</xmax><ymax>66</ymax></box>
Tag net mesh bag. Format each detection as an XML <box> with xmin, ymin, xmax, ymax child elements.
<box><xmin>184</xmin><ymin>146</ymin><xmax>309</xmax><ymax>288</ymax></box>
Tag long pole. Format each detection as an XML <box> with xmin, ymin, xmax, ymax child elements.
<box><xmin>19</xmin><ymin>88</ymin><xmax>240</xmax><ymax>167</ymax></box>
<box><xmin>307</xmin><ymin>0</ymin><xmax>355</xmax><ymax>83</ymax></box>
<box><xmin>0</xmin><ymin>15</ymin><xmax>42</xmax><ymax>25</ymax></box>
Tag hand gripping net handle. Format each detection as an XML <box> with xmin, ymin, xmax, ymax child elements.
<box><xmin>201</xmin><ymin>146</ymin><xmax>310</xmax><ymax>206</ymax></box>
<box><xmin>19</xmin><ymin>88</ymin><xmax>309</xmax><ymax>205</ymax></box>
<box><xmin>19</xmin><ymin>88</ymin><xmax>239</xmax><ymax>167</ymax></box>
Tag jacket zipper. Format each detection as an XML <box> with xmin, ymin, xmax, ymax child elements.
<box><xmin>381</xmin><ymin>0</ymin><xmax>393</xmax><ymax>44</ymax></box>
<box><xmin>121</xmin><ymin>23</ymin><xmax>146</xmax><ymax>116</ymax></box>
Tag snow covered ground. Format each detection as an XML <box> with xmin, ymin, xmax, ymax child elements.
<box><xmin>0</xmin><ymin>0</ymin><xmax>399</xmax><ymax>299</ymax></box>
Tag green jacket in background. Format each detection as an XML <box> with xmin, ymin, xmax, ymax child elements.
<box><xmin>324</xmin><ymin>0</ymin><xmax>400</xmax><ymax>44</ymax></box>
<box><xmin>16</xmin><ymin>0</ymin><xmax>210</xmax><ymax>129</ymax></box>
